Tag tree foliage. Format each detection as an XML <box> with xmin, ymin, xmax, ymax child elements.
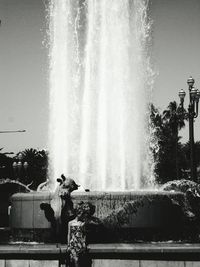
<box><xmin>181</xmin><ymin>141</ymin><xmax>200</xmax><ymax>179</ymax></box>
<box><xmin>16</xmin><ymin>148</ymin><xmax>48</xmax><ymax>190</ymax></box>
<box><xmin>0</xmin><ymin>148</ymin><xmax>14</xmax><ymax>179</ymax></box>
<box><xmin>150</xmin><ymin>101</ymin><xmax>193</xmax><ymax>184</ymax></box>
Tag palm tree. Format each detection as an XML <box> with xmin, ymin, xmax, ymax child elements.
<box><xmin>162</xmin><ymin>101</ymin><xmax>186</xmax><ymax>179</ymax></box>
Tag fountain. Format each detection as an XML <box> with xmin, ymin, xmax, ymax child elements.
<box><xmin>48</xmin><ymin>0</ymin><xmax>154</xmax><ymax>191</ymax></box>
<box><xmin>3</xmin><ymin>1</ymin><xmax>200</xmax><ymax>267</ymax></box>
<box><xmin>0</xmin><ymin>0</ymin><xmax>200</xmax><ymax>267</ymax></box>
<box><xmin>8</xmin><ymin>0</ymin><xmax>199</xmax><ymax>248</ymax></box>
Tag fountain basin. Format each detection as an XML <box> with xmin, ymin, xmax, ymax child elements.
<box><xmin>9</xmin><ymin>191</ymin><xmax>188</xmax><ymax>242</ymax></box>
<box><xmin>9</xmin><ymin>192</ymin><xmax>53</xmax><ymax>242</ymax></box>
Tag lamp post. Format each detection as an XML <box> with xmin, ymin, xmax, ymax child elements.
<box><xmin>12</xmin><ymin>153</ymin><xmax>28</xmax><ymax>183</ymax></box>
<box><xmin>178</xmin><ymin>77</ymin><xmax>200</xmax><ymax>182</ymax></box>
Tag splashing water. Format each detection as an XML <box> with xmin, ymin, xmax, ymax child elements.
<box><xmin>48</xmin><ymin>0</ymin><xmax>154</xmax><ymax>191</ymax></box>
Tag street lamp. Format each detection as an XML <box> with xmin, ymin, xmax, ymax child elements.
<box><xmin>12</xmin><ymin>153</ymin><xmax>28</xmax><ymax>183</ymax></box>
<box><xmin>178</xmin><ymin>76</ymin><xmax>200</xmax><ymax>182</ymax></box>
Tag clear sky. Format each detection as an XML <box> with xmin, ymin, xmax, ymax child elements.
<box><xmin>0</xmin><ymin>0</ymin><xmax>200</xmax><ymax>153</ymax></box>
<box><xmin>150</xmin><ymin>0</ymin><xmax>200</xmax><ymax>142</ymax></box>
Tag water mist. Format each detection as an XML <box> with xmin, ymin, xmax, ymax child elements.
<box><xmin>48</xmin><ymin>0</ymin><xmax>154</xmax><ymax>191</ymax></box>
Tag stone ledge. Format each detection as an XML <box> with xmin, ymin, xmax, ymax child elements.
<box><xmin>0</xmin><ymin>244</ymin><xmax>64</xmax><ymax>260</ymax></box>
<box><xmin>88</xmin><ymin>243</ymin><xmax>200</xmax><ymax>253</ymax></box>
<box><xmin>1</xmin><ymin>243</ymin><xmax>200</xmax><ymax>261</ymax></box>
<box><xmin>87</xmin><ymin>243</ymin><xmax>200</xmax><ymax>260</ymax></box>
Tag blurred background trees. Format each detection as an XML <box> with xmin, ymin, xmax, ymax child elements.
<box><xmin>0</xmin><ymin>148</ymin><xmax>48</xmax><ymax>191</ymax></box>
<box><xmin>150</xmin><ymin>101</ymin><xmax>200</xmax><ymax>184</ymax></box>
<box><xmin>0</xmin><ymin>148</ymin><xmax>14</xmax><ymax>179</ymax></box>
<box><xmin>15</xmin><ymin>148</ymin><xmax>48</xmax><ymax>190</ymax></box>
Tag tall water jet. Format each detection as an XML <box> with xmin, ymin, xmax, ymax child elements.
<box><xmin>48</xmin><ymin>0</ymin><xmax>154</xmax><ymax>191</ymax></box>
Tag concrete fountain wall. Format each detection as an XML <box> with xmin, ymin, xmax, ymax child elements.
<box><xmin>9</xmin><ymin>190</ymin><xmax>187</xmax><ymax>243</ymax></box>
<box><xmin>9</xmin><ymin>192</ymin><xmax>53</xmax><ymax>242</ymax></box>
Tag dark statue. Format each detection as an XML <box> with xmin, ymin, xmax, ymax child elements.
<box><xmin>40</xmin><ymin>174</ymin><xmax>79</xmax><ymax>242</ymax></box>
